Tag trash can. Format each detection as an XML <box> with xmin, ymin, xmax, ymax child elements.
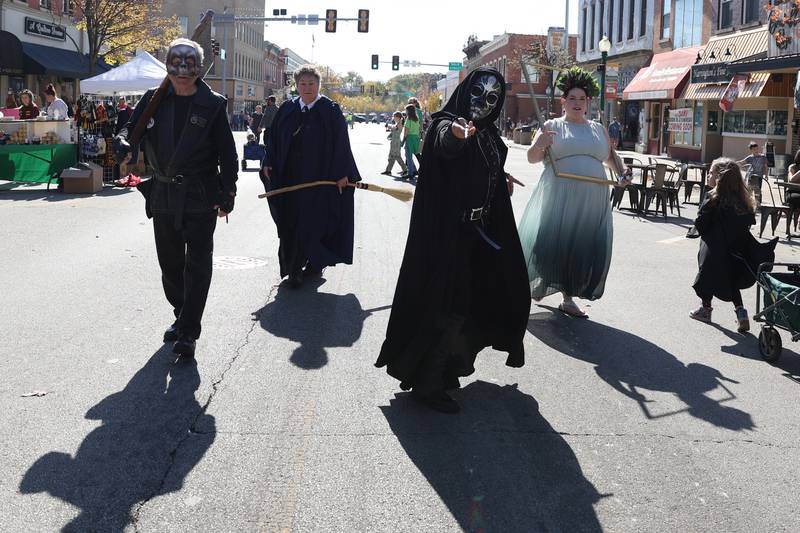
<box><xmin>519</xmin><ymin>125</ymin><xmax>533</xmax><ymax>145</ymax></box>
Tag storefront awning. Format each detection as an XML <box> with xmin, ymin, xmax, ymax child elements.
<box><xmin>680</xmin><ymin>71</ymin><xmax>771</xmax><ymax>100</ymax></box>
<box><xmin>622</xmin><ymin>46</ymin><xmax>703</xmax><ymax>100</ymax></box>
<box><xmin>0</xmin><ymin>31</ymin><xmax>24</xmax><ymax>76</ymax></box>
<box><xmin>729</xmin><ymin>52</ymin><xmax>800</xmax><ymax>73</ymax></box>
<box><xmin>22</xmin><ymin>42</ymin><xmax>109</xmax><ymax>79</ymax></box>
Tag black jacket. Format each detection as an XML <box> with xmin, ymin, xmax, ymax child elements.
<box><xmin>120</xmin><ymin>80</ymin><xmax>237</xmax><ymax>216</ymax></box>
<box><xmin>692</xmin><ymin>199</ymin><xmax>776</xmax><ymax>301</ymax></box>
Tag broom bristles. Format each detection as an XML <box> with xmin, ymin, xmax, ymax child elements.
<box><xmin>359</xmin><ymin>182</ymin><xmax>414</xmax><ymax>202</ymax></box>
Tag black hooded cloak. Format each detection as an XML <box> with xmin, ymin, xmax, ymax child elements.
<box><xmin>376</xmin><ymin>68</ymin><xmax>531</xmax><ymax>391</ymax></box>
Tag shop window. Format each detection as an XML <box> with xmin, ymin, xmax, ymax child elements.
<box><xmin>719</xmin><ymin>0</ymin><xmax>733</xmax><ymax>29</ymax></box>
<box><xmin>609</xmin><ymin>0</ymin><xmax>615</xmax><ymax>45</ymax></box>
<box><xmin>693</xmin><ymin>102</ymin><xmax>703</xmax><ymax>147</ymax></box>
<box><xmin>521</xmin><ymin>64</ymin><xmax>539</xmax><ymax>84</ymax></box>
<box><xmin>599</xmin><ymin>1</ymin><xmax>605</xmax><ymax>41</ymax></box>
<box><xmin>671</xmin><ymin>100</ymin><xmax>703</xmax><ymax>147</ymax></box>
<box><xmin>707</xmin><ymin>110</ymin><xmax>719</xmax><ymax>132</ymax></box>
<box><xmin>722</xmin><ymin>110</ymin><xmax>787</xmax><ymax>136</ymax></box>
<box><xmin>582</xmin><ymin>7</ymin><xmax>587</xmax><ymax>52</ymax></box>
<box><xmin>628</xmin><ymin>0</ymin><xmax>635</xmax><ymax>39</ymax></box>
<box><xmin>639</xmin><ymin>0</ymin><xmax>647</xmax><ymax>36</ymax></box>
<box><xmin>742</xmin><ymin>0</ymin><xmax>759</xmax><ymax>24</ymax></box>
<box><xmin>661</xmin><ymin>0</ymin><xmax>671</xmax><ymax>39</ymax></box>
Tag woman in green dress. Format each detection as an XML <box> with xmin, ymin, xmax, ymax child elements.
<box><xmin>402</xmin><ymin>103</ymin><xmax>421</xmax><ymax>179</ymax></box>
<box><xmin>518</xmin><ymin>67</ymin><xmax>629</xmax><ymax>318</ymax></box>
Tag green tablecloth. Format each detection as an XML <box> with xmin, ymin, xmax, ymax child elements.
<box><xmin>0</xmin><ymin>144</ymin><xmax>78</xmax><ymax>183</ymax></box>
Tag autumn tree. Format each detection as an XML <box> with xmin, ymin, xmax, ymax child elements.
<box><xmin>55</xmin><ymin>0</ymin><xmax>182</xmax><ymax>76</ymax></box>
<box><xmin>518</xmin><ymin>41</ymin><xmax>576</xmax><ymax>118</ymax></box>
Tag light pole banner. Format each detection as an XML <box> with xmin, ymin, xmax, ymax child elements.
<box><xmin>668</xmin><ymin>108</ymin><xmax>693</xmax><ymax>132</ymax></box>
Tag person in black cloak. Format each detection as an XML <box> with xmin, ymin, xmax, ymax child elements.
<box><xmin>376</xmin><ymin>68</ymin><xmax>531</xmax><ymax>414</ymax></box>
<box><xmin>689</xmin><ymin>157</ymin><xmax>776</xmax><ymax>333</ymax></box>
<box><xmin>260</xmin><ymin>65</ymin><xmax>360</xmax><ymax>288</ymax></box>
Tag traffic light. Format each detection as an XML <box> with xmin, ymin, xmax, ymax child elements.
<box><xmin>273</xmin><ymin>8</ymin><xmax>287</xmax><ymax>16</ymax></box>
<box><xmin>392</xmin><ymin>55</ymin><xmax>399</xmax><ymax>71</ymax></box>
<box><xmin>371</xmin><ymin>54</ymin><xmax>379</xmax><ymax>70</ymax></box>
<box><xmin>325</xmin><ymin>9</ymin><xmax>337</xmax><ymax>33</ymax></box>
<box><xmin>210</xmin><ymin>38</ymin><xmax>220</xmax><ymax>56</ymax></box>
<box><xmin>358</xmin><ymin>9</ymin><xmax>369</xmax><ymax>32</ymax></box>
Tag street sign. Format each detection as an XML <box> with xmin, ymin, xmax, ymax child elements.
<box><xmin>448</xmin><ymin>62</ymin><xmax>463</xmax><ymax>71</ymax></box>
<box><xmin>220</xmin><ymin>49</ymin><xmax>226</xmax><ymax>60</ymax></box>
<box><xmin>308</xmin><ymin>14</ymin><xmax>319</xmax><ymax>25</ymax></box>
<box><xmin>402</xmin><ymin>60</ymin><xmax>410</xmax><ymax>67</ymax></box>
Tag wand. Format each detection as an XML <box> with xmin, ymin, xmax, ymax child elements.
<box><xmin>258</xmin><ymin>181</ymin><xmax>414</xmax><ymax>202</ymax></box>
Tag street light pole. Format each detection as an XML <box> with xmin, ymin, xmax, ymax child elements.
<box><xmin>598</xmin><ymin>35</ymin><xmax>611</xmax><ymax>124</ymax></box>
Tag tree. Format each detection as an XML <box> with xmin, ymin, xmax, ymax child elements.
<box><xmin>56</xmin><ymin>0</ymin><xmax>182</xmax><ymax>76</ymax></box>
<box><xmin>518</xmin><ymin>41</ymin><xmax>576</xmax><ymax>119</ymax></box>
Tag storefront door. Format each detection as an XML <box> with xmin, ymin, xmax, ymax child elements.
<box><xmin>661</xmin><ymin>103</ymin><xmax>671</xmax><ymax>155</ymax></box>
<box><xmin>648</xmin><ymin>102</ymin><xmax>661</xmax><ymax>154</ymax></box>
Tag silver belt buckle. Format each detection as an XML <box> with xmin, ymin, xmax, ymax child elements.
<box><xmin>469</xmin><ymin>207</ymin><xmax>483</xmax><ymax>221</ymax></box>
<box><xmin>174</xmin><ymin>174</ymin><xmax>184</xmax><ymax>184</ymax></box>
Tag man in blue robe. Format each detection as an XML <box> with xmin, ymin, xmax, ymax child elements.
<box><xmin>261</xmin><ymin>65</ymin><xmax>360</xmax><ymax>287</ymax></box>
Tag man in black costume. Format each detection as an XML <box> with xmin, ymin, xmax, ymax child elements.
<box><xmin>376</xmin><ymin>68</ymin><xmax>531</xmax><ymax>413</ymax></box>
<box><xmin>261</xmin><ymin>65</ymin><xmax>360</xmax><ymax>288</ymax></box>
<box><xmin>115</xmin><ymin>38</ymin><xmax>238</xmax><ymax>358</ymax></box>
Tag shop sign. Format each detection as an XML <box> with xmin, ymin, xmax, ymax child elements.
<box><xmin>719</xmin><ymin>74</ymin><xmax>749</xmax><ymax>113</ymax></box>
<box><xmin>24</xmin><ymin>17</ymin><xmax>66</xmax><ymax>41</ymax></box>
<box><xmin>691</xmin><ymin>62</ymin><xmax>732</xmax><ymax>84</ymax></box>
<box><xmin>547</xmin><ymin>27</ymin><xmax>567</xmax><ymax>54</ymax></box>
<box><xmin>668</xmin><ymin>108</ymin><xmax>693</xmax><ymax>132</ymax></box>
<box><xmin>605</xmin><ymin>81</ymin><xmax>618</xmax><ymax>99</ymax></box>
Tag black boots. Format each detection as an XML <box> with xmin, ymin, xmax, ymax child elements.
<box><xmin>172</xmin><ymin>336</ymin><xmax>196</xmax><ymax>358</ymax></box>
<box><xmin>411</xmin><ymin>390</ymin><xmax>460</xmax><ymax>414</ymax></box>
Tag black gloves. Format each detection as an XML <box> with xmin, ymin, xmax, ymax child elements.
<box><xmin>217</xmin><ymin>191</ymin><xmax>235</xmax><ymax>214</ymax></box>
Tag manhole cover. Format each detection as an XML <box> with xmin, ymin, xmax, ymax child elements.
<box><xmin>213</xmin><ymin>256</ymin><xmax>268</xmax><ymax>270</ymax></box>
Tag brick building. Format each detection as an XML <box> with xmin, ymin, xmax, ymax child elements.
<box><xmin>263</xmin><ymin>39</ymin><xmax>284</xmax><ymax>98</ymax></box>
<box><xmin>463</xmin><ymin>31</ymin><xmax>578</xmax><ymax>128</ymax></box>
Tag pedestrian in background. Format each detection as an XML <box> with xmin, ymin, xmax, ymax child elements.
<box><xmin>43</xmin><ymin>84</ymin><xmax>69</xmax><ymax>119</ymax></box>
<box><xmin>249</xmin><ymin>104</ymin><xmax>264</xmax><ymax>144</ymax></box>
<box><xmin>262</xmin><ymin>96</ymin><xmax>278</xmax><ymax>145</ymax></box>
<box><xmin>785</xmin><ymin>149</ymin><xmax>800</xmax><ymax>209</ymax></box>
<box><xmin>17</xmin><ymin>90</ymin><xmax>39</xmax><ymax>119</ymax></box>
<box><xmin>608</xmin><ymin>117</ymin><xmax>623</xmax><ymax>149</ymax></box>
<box><xmin>737</xmin><ymin>141</ymin><xmax>767</xmax><ymax>207</ymax></box>
<box><xmin>689</xmin><ymin>157</ymin><xmax>776</xmax><ymax>333</ymax></box>
<box><xmin>381</xmin><ymin>111</ymin><xmax>407</xmax><ymax>177</ymax></box>
<box><xmin>401</xmin><ymin>103</ymin><xmax>421</xmax><ymax>180</ymax></box>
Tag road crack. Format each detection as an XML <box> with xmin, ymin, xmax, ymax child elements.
<box><xmin>130</xmin><ymin>284</ymin><xmax>279</xmax><ymax>532</ymax></box>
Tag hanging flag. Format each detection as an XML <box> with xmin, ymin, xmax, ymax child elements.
<box><xmin>719</xmin><ymin>73</ymin><xmax>749</xmax><ymax>113</ymax></box>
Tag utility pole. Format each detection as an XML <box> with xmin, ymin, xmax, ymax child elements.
<box><xmin>221</xmin><ymin>6</ymin><xmax>229</xmax><ymax>111</ymax></box>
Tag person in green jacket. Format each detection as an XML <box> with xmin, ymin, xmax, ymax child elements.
<box><xmin>402</xmin><ymin>104</ymin><xmax>421</xmax><ymax>179</ymax></box>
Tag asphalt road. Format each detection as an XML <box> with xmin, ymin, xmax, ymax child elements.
<box><xmin>2</xmin><ymin>124</ymin><xmax>800</xmax><ymax>532</ymax></box>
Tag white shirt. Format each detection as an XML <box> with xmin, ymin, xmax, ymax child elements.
<box><xmin>297</xmin><ymin>94</ymin><xmax>322</xmax><ymax>111</ymax></box>
<box><xmin>46</xmin><ymin>98</ymin><xmax>69</xmax><ymax>120</ymax></box>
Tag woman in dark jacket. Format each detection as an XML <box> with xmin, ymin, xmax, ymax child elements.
<box><xmin>690</xmin><ymin>157</ymin><xmax>775</xmax><ymax>333</ymax></box>
<box><xmin>17</xmin><ymin>90</ymin><xmax>40</xmax><ymax>120</ymax></box>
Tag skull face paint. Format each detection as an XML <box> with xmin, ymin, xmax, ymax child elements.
<box><xmin>166</xmin><ymin>44</ymin><xmax>200</xmax><ymax>78</ymax></box>
<box><xmin>469</xmin><ymin>74</ymin><xmax>501</xmax><ymax>121</ymax></box>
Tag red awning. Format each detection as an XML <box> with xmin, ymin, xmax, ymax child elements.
<box><xmin>623</xmin><ymin>46</ymin><xmax>703</xmax><ymax>101</ymax></box>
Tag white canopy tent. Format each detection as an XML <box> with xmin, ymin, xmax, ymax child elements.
<box><xmin>80</xmin><ymin>51</ymin><xmax>166</xmax><ymax>96</ymax></box>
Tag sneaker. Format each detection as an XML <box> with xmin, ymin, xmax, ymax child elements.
<box><xmin>689</xmin><ymin>305</ymin><xmax>712</xmax><ymax>323</ymax></box>
<box><xmin>735</xmin><ymin>307</ymin><xmax>750</xmax><ymax>333</ymax></box>
<box><xmin>380</xmin><ymin>170</ymin><xmax>392</xmax><ymax>176</ymax></box>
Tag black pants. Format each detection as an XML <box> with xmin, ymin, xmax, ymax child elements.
<box><xmin>153</xmin><ymin>212</ymin><xmax>217</xmax><ymax>339</ymax></box>
<box><xmin>698</xmin><ymin>289</ymin><xmax>743</xmax><ymax>309</ymax></box>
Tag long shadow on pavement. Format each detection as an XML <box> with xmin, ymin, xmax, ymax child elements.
<box><xmin>254</xmin><ymin>278</ymin><xmax>387</xmax><ymax>370</ymax></box>
<box><xmin>382</xmin><ymin>380</ymin><xmax>605</xmax><ymax>533</ymax></box>
<box><xmin>528</xmin><ymin>307</ymin><xmax>755</xmax><ymax>431</ymax></box>
<box><xmin>19</xmin><ymin>346</ymin><xmax>214</xmax><ymax>533</ymax></box>
<box><xmin>0</xmin><ymin>185</ymin><xmax>134</xmax><ymax>202</ymax></box>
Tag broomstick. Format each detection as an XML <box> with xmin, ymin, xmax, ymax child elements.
<box><xmin>520</xmin><ymin>58</ymin><xmax>619</xmax><ymax>187</ymax></box>
<box><xmin>258</xmin><ymin>180</ymin><xmax>414</xmax><ymax>202</ymax></box>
